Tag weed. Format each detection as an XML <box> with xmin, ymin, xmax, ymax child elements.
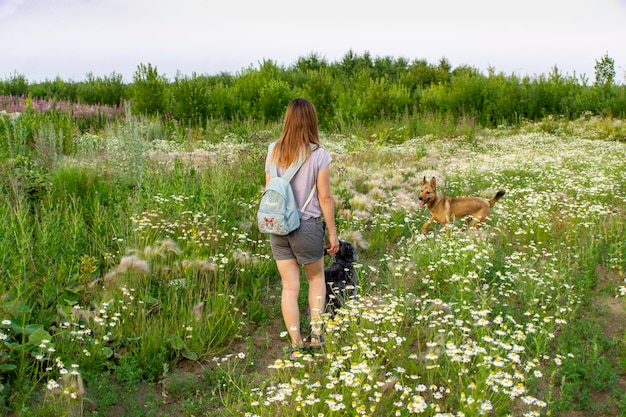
<box><xmin>0</xmin><ymin>109</ymin><xmax>625</xmax><ymax>416</ymax></box>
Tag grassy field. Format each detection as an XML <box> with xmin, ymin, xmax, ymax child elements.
<box><xmin>0</xmin><ymin>111</ymin><xmax>625</xmax><ymax>416</ymax></box>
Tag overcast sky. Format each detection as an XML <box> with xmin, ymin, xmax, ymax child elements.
<box><xmin>1</xmin><ymin>0</ymin><xmax>625</xmax><ymax>83</ymax></box>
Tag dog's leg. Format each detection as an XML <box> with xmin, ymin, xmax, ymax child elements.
<box><xmin>421</xmin><ymin>217</ymin><xmax>435</xmax><ymax>234</ymax></box>
<box><xmin>469</xmin><ymin>217</ymin><xmax>482</xmax><ymax>229</ymax></box>
<box><xmin>470</xmin><ymin>208</ymin><xmax>489</xmax><ymax>228</ymax></box>
<box><xmin>461</xmin><ymin>215</ymin><xmax>477</xmax><ymax>231</ymax></box>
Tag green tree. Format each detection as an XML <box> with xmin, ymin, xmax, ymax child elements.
<box><xmin>302</xmin><ymin>69</ymin><xmax>336</xmax><ymax>129</ymax></box>
<box><xmin>132</xmin><ymin>63</ymin><xmax>168</xmax><ymax>116</ymax></box>
<box><xmin>295</xmin><ymin>52</ymin><xmax>329</xmax><ymax>73</ymax></box>
<box><xmin>594</xmin><ymin>52</ymin><xmax>615</xmax><ymax>86</ymax></box>
<box><xmin>1</xmin><ymin>72</ymin><xmax>28</xmax><ymax>96</ymax></box>
<box><xmin>170</xmin><ymin>72</ymin><xmax>210</xmax><ymax>123</ymax></box>
<box><xmin>436</xmin><ymin>57</ymin><xmax>452</xmax><ymax>84</ymax></box>
<box><xmin>78</xmin><ymin>72</ymin><xmax>127</xmax><ymax>106</ymax></box>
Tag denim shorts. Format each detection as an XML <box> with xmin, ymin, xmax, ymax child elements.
<box><xmin>270</xmin><ymin>217</ymin><xmax>326</xmax><ymax>264</ymax></box>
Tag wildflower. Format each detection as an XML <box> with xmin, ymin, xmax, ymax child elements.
<box><xmin>507</xmin><ymin>353</ymin><xmax>521</xmax><ymax>363</ymax></box>
<box><xmin>492</xmin><ymin>357</ymin><xmax>505</xmax><ymax>367</ymax></box>
<box><xmin>480</xmin><ymin>400</ymin><xmax>493</xmax><ymax>413</ymax></box>
<box><xmin>268</xmin><ymin>359</ymin><xmax>285</xmax><ymax>369</ymax></box>
<box><xmin>407</xmin><ymin>395</ymin><xmax>427</xmax><ymax>413</ymax></box>
<box><xmin>1</xmin><ymin>319</ymin><xmax>11</xmax><ymax>326</ymax></box>
<box><xmin>511</xmin><ymin>383</ymin><xmax>526</xmax><ymax>396</ymax></box>
<box><xmin>47</xmin><ymin>379</ymin><xmax>60</xmax><ymax>390</ymax></box>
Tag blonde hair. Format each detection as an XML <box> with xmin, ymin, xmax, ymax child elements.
<box><xmin>270</xmin><ymin>98</ymin><xmax>320</xmax><ymax>168</ymax></box>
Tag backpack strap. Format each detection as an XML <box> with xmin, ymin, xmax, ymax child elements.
<box><xmin>301</xmin><ymin>186</ymin><xmax>317</xmax><ymax>212</ymax></box>
<box><xmin>281</xmin><ymin>154</ymin><xmax>307</xmax><ymax>182</ymax></box>
<box><xmin>267</xmin><ymin>142</ymin><xmax>306</xmax><ymax>180</ymax></box>
<box><xmin>268</xmin><ymin>143</ymin><xmax>279</xmax><ymax>178</ymax></box>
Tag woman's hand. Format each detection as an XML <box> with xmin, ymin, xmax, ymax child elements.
<box><xmin>327</xmin><ymin>233</ymin><xmax>340</xmax><ymax>254</ymax></box>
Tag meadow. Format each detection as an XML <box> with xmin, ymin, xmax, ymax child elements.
<box><xmin>0</xmin><ymin>99</ymin><xmax>625</xmax><ymax>416</ymax></box>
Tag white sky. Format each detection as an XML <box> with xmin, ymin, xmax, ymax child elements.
<box><xmin>1</xmin><ymin>0</ymin><xmax>625</xmax><ymax>83</ymax></box>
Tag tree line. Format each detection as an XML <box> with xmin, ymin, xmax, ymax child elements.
<box><xmin>1</xmin><ymin>51</ymin><xmax>624</xmax><ymax>129</ymax></box>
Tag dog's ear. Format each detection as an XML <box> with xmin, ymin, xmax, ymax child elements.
<box><xmin>422</xmin><ymin>176</ymin><xmax>427</xmax><ymax>185</ymax></box>
<box><xmin>345</xmin><ymin>241</ymin><xmax>357</xmax><ymax>262</ymax></box>
<box><xmin>430</xmin><ymin>176</ymin><xmax>437</xmax><ymax>188</ymax></box>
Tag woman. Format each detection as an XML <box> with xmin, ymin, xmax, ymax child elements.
<box><xmin>265</xmin><ymin>98</ymin><xmax>339</xmax><ymax>358</ymax></box>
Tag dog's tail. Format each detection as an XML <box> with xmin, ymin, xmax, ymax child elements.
<box><xmin>488</xmin><ymin>190</ymin><xmax>506</xmax><ymax>207</ymax></box>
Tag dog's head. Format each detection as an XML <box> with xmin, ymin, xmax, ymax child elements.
<box><xmin>335</xmin><ymin>240</ymin><xmax>357</xmax><ymax>263</ymax></box>
<box><xmin>418</xmin><ymin>176</ymin><xmax>437</xmax><ymax>207</ymax></box>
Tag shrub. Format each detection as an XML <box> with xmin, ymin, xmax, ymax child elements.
<box><xmin>132</xmin><ymin>63</ymin><xmax>168</xmax><ymax>116</ymax></box>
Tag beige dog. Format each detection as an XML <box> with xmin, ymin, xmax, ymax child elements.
<box><xmin>418</xmin><ymin>176</ymin><xmax>505</xmax><ymax>234</ymax></box>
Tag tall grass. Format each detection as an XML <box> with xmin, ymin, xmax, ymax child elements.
<box><xmin>233</xmin><ymin>121</ymin><xmax>625</xmax><ymax>417</ymax></box>
<box><xmin>0</xmin><ymin>107</ymin><xmax>624</xmax><ymax>416</ymax></box>
<box><xmin>0</xmin><ymin>109</ymin><xmax>273</xmax><ymax>413</ymax></box>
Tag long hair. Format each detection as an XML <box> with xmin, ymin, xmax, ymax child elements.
<box><xmin>270</xmin><ymin>98</ymin><xmax>320</xmax><ymax>168</ymax></box>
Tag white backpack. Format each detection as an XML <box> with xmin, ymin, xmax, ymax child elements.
<box><xmin>257</xmin><ymin>143</ymin><xmax>316</xmax><ymax>235</ymax></box>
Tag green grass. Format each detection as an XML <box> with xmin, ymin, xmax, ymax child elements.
<box><xmin>0</xmin><ymin>112</ymin><xmax>625</xmax><ymax>416</ymax></box>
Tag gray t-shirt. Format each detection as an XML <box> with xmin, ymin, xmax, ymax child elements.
<box><xmin>265</xmin><ymin>145</ymin><xmax>332</xmax><ymax>220</ymax></box>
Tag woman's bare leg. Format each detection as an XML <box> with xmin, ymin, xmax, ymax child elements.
<box><xmin>303</xmin><ymin>257</ymin><xmax>326</xmax><ymax>344</ymax></box>
<box><xmin>277</xmin><ymin>258</ymin><xmax>304</xmax><ymax>348</ymax></box>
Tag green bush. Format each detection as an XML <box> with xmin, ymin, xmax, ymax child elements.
<box><xmin>3</xmin><ymin>52</ymin><xmax>626</xmax><ymax>130</ymax></box>
<box><xmin>257</xmin><ymin>79</ymin><xmax>293</xmax><ymax>121</ymax></box>
<box><xmin>77</xmin><ymin>72</ymin><xmax>128</xmax><ymax>106</ymax></box>
<box><xmin>170</xmin><ymin>73</ymin><xmax>211</xmax><ymax>124</ymax></box>
<box><xmin>131</xmin><ymin>63</ymin><xmax>168</xmax><ymax>116</ymax></box>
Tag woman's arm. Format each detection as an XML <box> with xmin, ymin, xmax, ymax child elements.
<box><xmin>316</xmin><ymin>166</ymin><xmax>339</xmax><ymax>254</ymax></box>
